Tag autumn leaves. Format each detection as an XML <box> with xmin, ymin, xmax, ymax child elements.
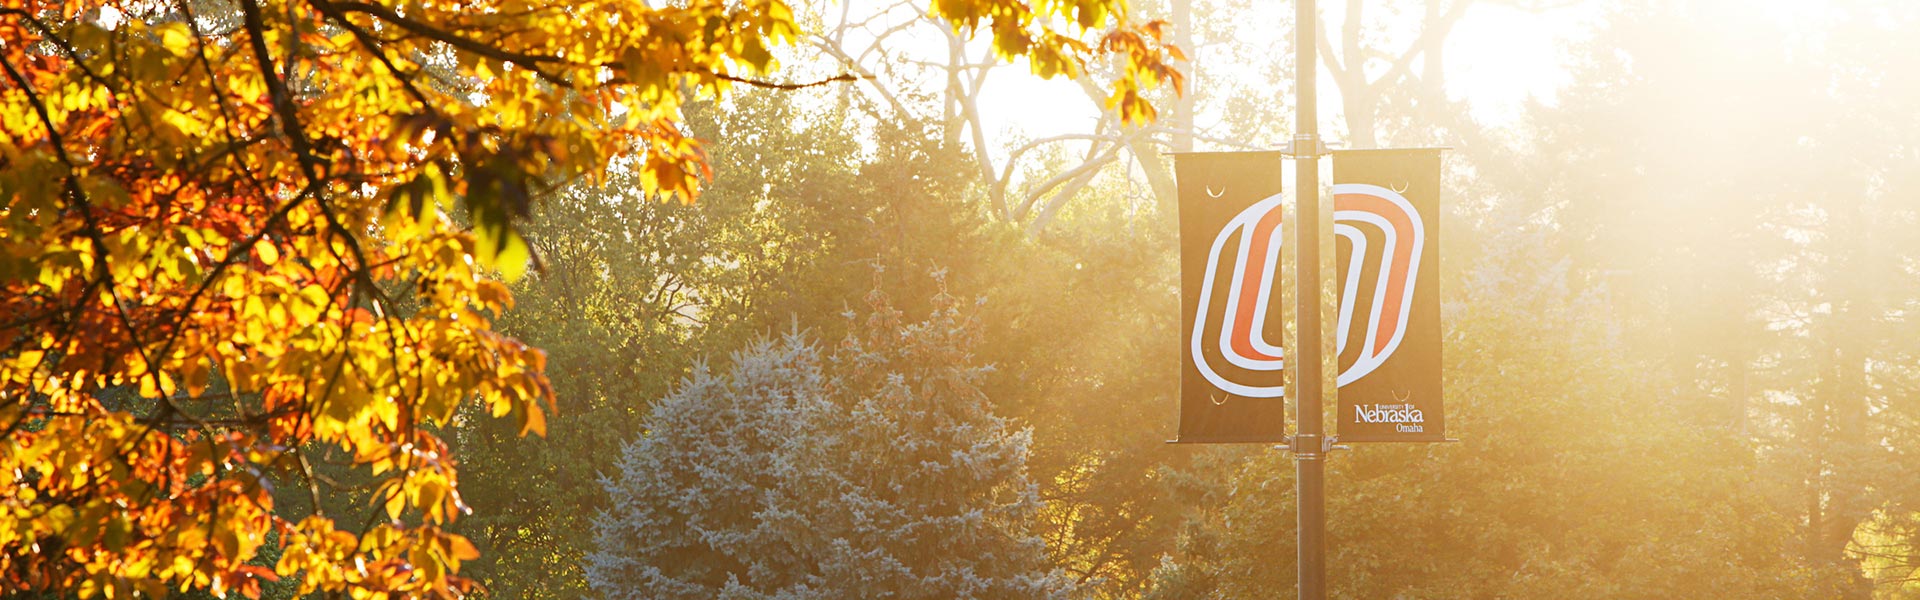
<box><xmin>0</xmin><ymin>0</ymin><xmax>1179</xmax><ymax>596</ymax></box>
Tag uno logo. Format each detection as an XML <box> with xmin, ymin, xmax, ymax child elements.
<box><xmin>1190</xmin><ymin>184</ymin><xmax>1425</xmax><ymax>397</ymax></box>
<box><xmin>1332</xmin><ymin>183</ymin><xmax>1424</xmax><ymax>386</ymax></box>
<box><xmin>1190</xmin><ymin>193</ymin><xmax>1289</xmax><ymax>398</ymax></box>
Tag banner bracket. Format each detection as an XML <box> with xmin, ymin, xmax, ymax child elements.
<box><xmin>1276</xmin><ymin>435</ymin><xmax>1351</xmax><ymax>455</ymax></box>
<box><xmin>1288</xmin><ymin>433</ymin><xmax>1324</xmax><ymax>459</ymax></box>
<box><xmin>1282</xmin><ymin>133</ymin><xmax>1328</xmax><ymax>159</ymax></box>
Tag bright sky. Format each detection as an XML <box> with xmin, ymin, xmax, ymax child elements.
<box><xmin>1441</xmin><ymin>1</ymin><xmax>1604</xmax><ymax>124</ymax></box>
<box><xmin>970</xmin><ymin>1</ymin><xmax>1605</xmax><ymax>150</ymax></box>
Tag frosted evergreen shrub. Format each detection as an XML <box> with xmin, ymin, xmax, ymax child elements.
<box><xmin>589</xmin><ymin>288</ymin><xmax>1069</xmax><ymax>600</ymax></box>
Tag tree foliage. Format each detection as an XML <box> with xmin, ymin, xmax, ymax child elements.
<box><xmin>14</xmin><ymin>0</ymin><xmax>1910</xmax><ymax>596</ymax></box>
<box><xmin>589</xmin><ymin>283</ymin><xmax>1066</xmax><ymax>599</ymax></box>
<box><xmin>445</xmin><ymin>90</ymin><xmax>877</xmax><ymax>598</ymax></box>
<box><xmin>0</xmin><ymin>0</ymin><xmax>1178</xmax><ymax>594</ymax></box>
<box><xmin>1143</xmin><ymin>2</ymin><xmax>1920</xmax><ymax>598</ymax></box>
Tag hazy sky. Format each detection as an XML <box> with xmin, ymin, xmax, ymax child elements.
<box><xmin>970</xmin><ymin>1</ymin><xmax>1605</xmax><ymax>148</ymax></box>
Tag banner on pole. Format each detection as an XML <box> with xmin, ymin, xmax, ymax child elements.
<box><xmin>1331</xmin><ymin>148</ymin><xmax>1445</xmax><ymax>442</ymax></box>
<box><xmin>1172</xmin><ymin>152</ymin><xmax>1289</xmax><ymax>443</ymax></box>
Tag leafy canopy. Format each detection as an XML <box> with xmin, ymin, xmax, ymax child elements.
<box><xmin>0</xmin><ymin>0</ymin><xmax>1178</xmax><ymax>596</ymax></box>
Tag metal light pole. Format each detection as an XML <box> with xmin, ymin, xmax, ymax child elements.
<box><xmin>1289</xmin><ymin>0</ymin><xmax>1327</xmax><ymax>597</ymax></box>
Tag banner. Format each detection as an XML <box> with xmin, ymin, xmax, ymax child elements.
<box><xmin>1332</xmin><ymin>149</ymin><xmax>1445</xmax><ymax>442</ymax></box>
<box><xmin>1172</xmin><ymin>152</ymin><xmax>1289</xmax><ymax>443</ymax></box>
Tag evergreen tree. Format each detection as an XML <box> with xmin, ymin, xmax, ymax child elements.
<box><xmin>588</xmin><ymin>281</ymin><xmax>1069</xmax><ymax>599</ymax></box>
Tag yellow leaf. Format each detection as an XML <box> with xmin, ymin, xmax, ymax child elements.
<box><xmin>449</xmin><ymin>535</ymin><xmax>480</xmax><ymax>561</ymax></box>
<box><xmin>156</xmin><ymin>23</ymin><xmax>192</xmax><ymax>55</ymax></box>
<box><xmin>418</xmin><ymin>478</ymin><xmax>447</xmax><ymax>522</ymax></box>
<box><xmin>82</xmin><ymin>175</ymin><xmax>131</xmax><ymax>208</ymax></box>
<box><xmin>477</xmin><ymin>228</ymin><xmax>531</xmax><ymax>283</ymax></box>
<box><xmin>139</xmin><ymin>371</ymin><xmax>176</xmax><ymax>398</ymax></box>
<box><xmin>255</xmin><ymin>241</ymin><xmax>280</xmax><ymax>266</ymax></box>
<box><xmin>384</xmin><ymin>487</ymin><xmax>405</xmax><ymax>521</ymax></box>
<box><xmin>518</xmin><ymin>402</ymin><xmax>546</xmax><ymax>437</ymax></box>
<box><xmin>213</xmin><ymin>525</ymin><xmax>241</xmax><ymax>559</ymax></box>
<box><xmin>184</xmin><ymin>360</ymin><xmax>211</xmax><ymax>398</ymax></box>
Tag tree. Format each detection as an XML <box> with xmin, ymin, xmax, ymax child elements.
<box><xmin>1506</xmin><ymin>1</ymin><xmax>1920</xmax><ymax>595</ymax></box>
<box><xmin>446</xmin><ymin>89</ymin><xmax>876</xmax><ymax>598</ymax></box>
<box><xmin>0</xmin><ymin>0</ymin><xmax>1178</xmax><ymax>595</ymax></box>
<box><xmin>1142</xmin><ymin>2</ymin><xmax>1920</xmax><ymax>598</ymax></box>
<box><xmin>589</xmin><ymin>282</ymin><xmax>1067</xmax><ymax>599</ymax></box>
<box><xmin>1144</xmin><ymin>196</ymin><xmax>1818</xmax><ymax>600</ymax></box>
<box><xmin>806</xmin><ymin>0</ymin><xmax>1197</xmax><ymax>234</ymax></box>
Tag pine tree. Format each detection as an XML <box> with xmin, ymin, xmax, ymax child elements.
<box><xmin>589</xmin><ymin>280</ymin><xmax>1068</xmax><ymax>599</ymax></box>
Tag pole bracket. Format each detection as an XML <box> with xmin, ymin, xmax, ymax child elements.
<box><xmin>1288</xmin><ymin>433</ymin><xmax>1323</xmax><ymax>458</ymax></box>
<box><xmin>1282</xmin><ymin>133</ymin><xmax>1328</xmax><ymax>159</ymax></box>
<box><xmin>1278</xmin><ymin>434</ymin><xmax>1348</xmax><ymax>456</ymax></box>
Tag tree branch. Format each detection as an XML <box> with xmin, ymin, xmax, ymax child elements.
<box><xmin>716</xmin><ymin>72</ymin><xmax>858</xmax><ymax>90</ymax></box>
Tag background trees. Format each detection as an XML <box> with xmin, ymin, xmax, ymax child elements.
<box><xmin>1145</xmin><ymin>1</ymin><xmax>1920</xmax><ymax>598</ymax></box>
<box><xmin>462</xmin><ymin>1</ymin><xmax>1920</xmax><ymax>596</ymax></box>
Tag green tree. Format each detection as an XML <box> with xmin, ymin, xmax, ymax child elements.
<box><xmin>589</xmin><ymin>283</ymin><xmax>1066</xmax><ymax>599</ymax></box>
<box><xmin>444</xmin><ymin>89</ymin><xmax>876</xmax><ymax>598</ymax></box>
